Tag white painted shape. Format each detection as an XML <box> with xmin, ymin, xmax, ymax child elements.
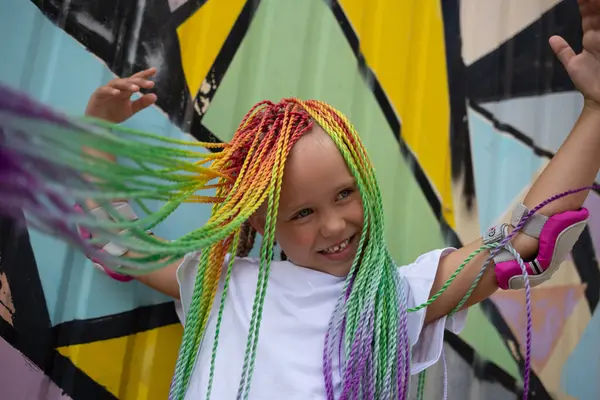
<box><xmin>461</xmin><ymin>0</ymin><xmax>562</xmax><ymax>65</ymax></box>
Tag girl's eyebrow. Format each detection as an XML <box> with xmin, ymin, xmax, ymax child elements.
<box><xmin>284</xmin><ymin>178</ymin><xmax>356</xmax><ymax>212</ymax></box>
<box><xmin>333</xmin><ymin>178</ymin><xmax>357</xmax><ymax>192</ymax></box>
<box><xmin>284</xmin><ymin>199</ymin><xmax>310</xmax><ymax>214</ymax></box>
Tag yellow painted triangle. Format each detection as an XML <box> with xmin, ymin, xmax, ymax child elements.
<box><xmin>338</xmin><ymin>0</ymin><xmax>455</xmax><ymax>227</ymax></box>
<box><xmin>57</xmin><ymin>323</ymin><xmax>183</xmax><ymax>399</ymax></box>
<box><xmin>177</xmin><ymin>0</ymin><xmax>247</xmax><ymax>98</ymax></box>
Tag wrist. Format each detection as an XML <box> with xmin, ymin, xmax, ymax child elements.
<box><xmin>84</xmin><ymin>105</ymin><xmax>121</xmax><ymax>124</ymax></box>
<box><xmin>84</xmin><ymin>105</ymin><xmax>104</xmax><ymax>120</ymax></box>
<box><xmin>582</xmin><ymin>98</ymin><xmax>600</xmax><ymax>114</ymax></box>
<box><xmin>506</xmin><ymin>225</ymin><xmax>539</xmax><ymax>261</ymax></box>
<box><xmin>84</xmin><ymin>110</ymin><xmax>115</xmax><ymax>123</ymax></box>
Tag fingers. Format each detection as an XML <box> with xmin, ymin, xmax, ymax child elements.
<box><xmin>132</xmin><ymin>67</ymin><xmax>157</xmax><ymax>79</ymax></box>
<box><xmin>91</xmin><ymin>67</ymin><xmax>158</xmax><ymax>115</ymax></box>
<box><xmin>97</xmin><ymin>68</ymin><xmax>157</xmax><ymax>101</ymax></box>
<box><xmin>549</xmin><ymin>35</ymin><xmax>576</xmax><ymax>68</ymax></box>
<box><xmin>131</xmin><ymin>93</ymin><xmax>158</xmax><ymax>114</ymax></box>
<box><xmin>95</xmin><ymin>85</ymin><xmax>121</xmax><ymax>97</ymax></box>
<box><xmin>109</xmin><ymin>76</ymin><xmax>155</xmax><ymax>93</ymax></box>
<box><xmin>108</xmin><ymin>68</ymin><xmax>157</xmax><ymax>92</ymax></box>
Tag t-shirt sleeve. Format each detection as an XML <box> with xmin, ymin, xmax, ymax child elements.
<box><xmin>174</xmin><ymin>251</ymin><xmax>233</xmax><ymax>325</ymax></box>
<box><xmin>397</xmin><ymin>247</ymin><xmax>466</xmax><ymax>375</ymax></box>
<box><xmin>173</xmin><ymin>251</ymin><xmax>202</xmax><ymax>326</ymax></box>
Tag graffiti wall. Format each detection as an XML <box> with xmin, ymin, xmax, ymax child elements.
<box><xmin>0</xmin><ymin>0</ymin><xmax>598</xmax><ymax>398</ymax></box>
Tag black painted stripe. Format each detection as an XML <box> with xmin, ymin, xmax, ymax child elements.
<box><xmin>571</xmin><ymin>226</ymin><xmax>600</xmax><ymax>312</ymax></box>
<box><xmin>444</xmin><ymin>332</ymin><xmax>520</xmax><ymax>396</ymax></box>
<box><xmin>188</xmin><ymin>0</ymin><xmax>263</xmax><ymax>143</ymax></box>
<box><xmin>0</xmin><ymin>318</ymin><xmax>117</xmax><ymax>399</ymax></box>
<box><xmin>479</xmin><ymin>299</ymin><xmax>552</xmax><ymax>398</ymax></box>
<box><xmin>46</xmin><ymin>352</ymin><xmax>119</xmax><ymax>400</ymax></box>
<box><xmin>0</xmin><ymin>214</ymin><xmax>52</xmax><ymax>336</ymax></box>
<box><xmin>444</xmin><ymin>331</ymin><xmax>550</xmax><ymax>398</ymax></box>
<box><xmin>466</xmin><ymin>0</ymin><xmax>581</xmax><ymax>103</ymax></box>
<box><xmin>469</xmin><ymin>100</ymin><xmax>600</xmax><ymax>197</ymax></box>
<box><xmin>442</xmin><ymin>0</ymin><xmax>477</xmax><ymax>209</ymax></box>
<box><xmin>327</xmin><ymin>2</ymin><xmax>400</xmax><ymax>137</ymax></box>
<box><xmin>469</xmin><ymin>100</ymin><xmax>555</xmax><ymax>159</ymax></box>
<box><xmin>51</xmin><ymin>302</ymin><xmax>180</xmax><ymax>348</ymax></box>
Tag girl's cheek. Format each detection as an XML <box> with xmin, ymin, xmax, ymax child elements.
<box><xmin>297</xmin><ymin>232</ymin><xmax>316</xmax><ymax>247</ymax></box>
<box><xmin>285</xmin><ymin>227</ymin><xmax>316</xmax><ymax>248</ymax></box>
<box><xmin>354</xmin><ymin>200</ymin><xmax>365</xmax><ymax>220</ymax></box>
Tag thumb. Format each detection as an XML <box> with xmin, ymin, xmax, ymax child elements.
<box><xmin>549</xmin><ymin>35</ymin><xmax>576</xmax><ymax>68</ymax></box>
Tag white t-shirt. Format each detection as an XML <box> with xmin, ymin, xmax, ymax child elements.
<box><xmin>174</xmin><ymin>248</ymin><xmax>465</xmax><ymax>399</ymax></box>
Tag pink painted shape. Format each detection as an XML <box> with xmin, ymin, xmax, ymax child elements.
<box><xmin>0</xmin><ymin>337</ymin><xmax>72</xmax><ymax>399</ymax></box>
<box><xmin>491</xmin><ymin>284</ymin><xmax>586</xmax><ymax>371</ymax></box>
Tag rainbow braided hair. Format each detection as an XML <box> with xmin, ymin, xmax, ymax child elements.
<box><xmin>0</xmin><ymin>86</ymin><xmax>411</xmax><ymax>399</ymax></box>
<box><xmin>167</xmin><ymin>99</ymin><xmax>412</xmax><ymax>400</ymax></box>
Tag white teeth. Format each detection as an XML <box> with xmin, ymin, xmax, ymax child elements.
<box><xmin>322</xmin><ymin>237</ymin><xmax>351</xmax><ymax>254</ymax></box>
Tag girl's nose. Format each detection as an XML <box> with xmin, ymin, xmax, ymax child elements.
<box><xmin>320</xmin><ymin>213</ymin><xmax>346</xmax><ymax>238</ymax></box>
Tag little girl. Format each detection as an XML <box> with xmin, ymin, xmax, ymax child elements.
<box><xmin>2</xmin><ymin>3</ymin><xmax>600</xmax><ymax>399</ymax></box>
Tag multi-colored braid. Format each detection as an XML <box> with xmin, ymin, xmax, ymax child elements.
<box><xmin>304</xmin><ymin>100</ymin><xmax>411</xmax><ymax>399</ymax></box>
<box><xmin>0</xmin><ymin>85</ymin><xmax>411</xmax><ymax>399</ymax></box>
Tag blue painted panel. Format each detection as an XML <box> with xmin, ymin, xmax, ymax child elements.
<box><xmin>468</xmin><ymin>108</ymin><xmax>543</xmax><ymax>232</ymax></box>
<box><xmin>561</xmin><ymin>307</ymin><xmax>600</xmax><ymax>399</ymax></box>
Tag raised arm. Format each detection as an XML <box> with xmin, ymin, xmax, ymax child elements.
<box><xmin>425</xmin><ymin>0</ymin><xmax>600</xmax><ymax>324</ymax></box>
<box><xmin>83</xmin><ymin>68</ymin><xmax>181</xmax><ymax>299</ymax></box>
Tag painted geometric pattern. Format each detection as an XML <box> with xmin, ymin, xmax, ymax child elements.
<box><xmin>0</xmin><ymin>0</ymin><xmax>599</xmax><ymax>398</ymax></box>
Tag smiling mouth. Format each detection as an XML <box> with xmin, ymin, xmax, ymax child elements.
<box><xmin>319</xmin><ymin>235</ymin><xmax>356</xmax><ymax>254</ymax></box>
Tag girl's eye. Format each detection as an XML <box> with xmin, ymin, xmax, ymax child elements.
<box><xmin>292</xmin><ymin>208</ymin><xmax>313</xmax><ymax>220</ymax></box>
<box><xmin>337</xmin><ymin>189</ymin><xmax>353</xmax><ymax>201</ymax></box>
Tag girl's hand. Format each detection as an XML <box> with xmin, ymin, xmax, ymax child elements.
<box><xmin>550</xmin><ymin>0</ymin><xmax>600</xmax><ymax>108</ymax></box>
<box><xmin>85</xmin><ymin>67</ymin><xmax>158</xmax><ymax>123</ymax></box>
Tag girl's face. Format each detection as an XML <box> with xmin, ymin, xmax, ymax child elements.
<box><xmin>250</xmin><ymin>125</ymin><xmax>364</xmax><ymax>276</ymax></box>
